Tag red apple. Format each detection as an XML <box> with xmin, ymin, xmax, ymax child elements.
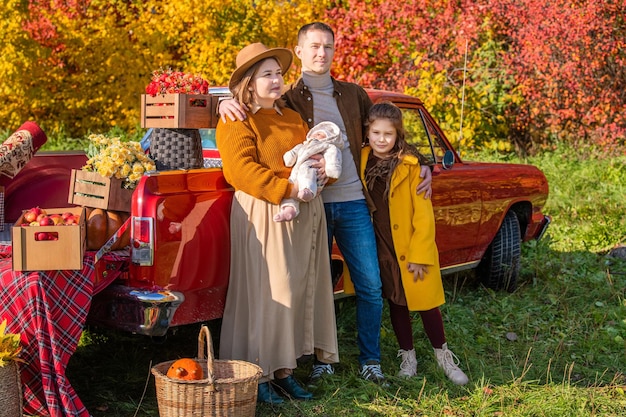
<box><xmin>24</xmin><ymin>207</ymin><xmax>46</xmax><ymax>221</ymax></box>
<box><xmin>64</xmin><ymin>217</ymin><xmax>77</xmax><ymax>225</ymax></box>
<box><xmin>62</xmin><ymin>212</ymin><xmax>75</xmax><ymax>220</ymax></box>
<box><xmin>39</xmin><ymin>216</ymin><xmax>54</xmax><ymax>226</ymax></box>
<box><xmin>35</xmin><ymin>232</ymin><xmax>49</xmax><ymax>241</ymax></box>
<box><xmin>23</xmin><ymin>208</ymin><xmax>40</xmax><ymax>223</ymax></box>
<box><xmin>23</xmin><ymin>211</ymin><xmax>36</xmax><ymax>223</ymax></box>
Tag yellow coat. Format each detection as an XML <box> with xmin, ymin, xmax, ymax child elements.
<box><xmin>360</xmin><ymin>147</ymin><xmax>445</xmax><ymax>311</ymax></box>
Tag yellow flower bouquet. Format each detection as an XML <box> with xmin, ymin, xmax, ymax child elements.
<box><xmin>82</xmin><ymin>134</ymin><xmax>156</xmax><ymax>189</ymax></box>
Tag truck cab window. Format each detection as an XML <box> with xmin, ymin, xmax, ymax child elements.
<box><xmin>402</xmin><ymin>108</ymin><xmax>449</xmax><ymax>165</ymax></box>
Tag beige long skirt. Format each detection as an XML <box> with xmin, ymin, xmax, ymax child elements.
<box><xmin>219</xmin><ymin>191</ymin><xmax>339</xmax><ymax>381</ymax></box>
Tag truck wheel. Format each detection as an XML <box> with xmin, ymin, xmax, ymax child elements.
<box><xmin>478</xmin><ymin>211</ymin><xmax>521</xmax><ymax>291</ymax></box>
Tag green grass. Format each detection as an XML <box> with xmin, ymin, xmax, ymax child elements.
<box><xmin>64</xmin><ymin>143</ymin><xmax>626</xmax><ymax>416</ymax></box>
<box><xmin>0</xmin><ymin>126</ymin><xmax>146</xmax><ymax>152</ymax></box>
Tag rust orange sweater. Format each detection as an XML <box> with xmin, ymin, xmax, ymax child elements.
<box><xmin>216</xmin><ymin>107</ymin><xmax>309</xmax><ymax>205</ymax></box>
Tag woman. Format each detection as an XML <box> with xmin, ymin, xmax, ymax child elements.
<box><xmin>216</xmin><ymin>43</ymin><xmax>339</xmax><ymax>404</ymax></box>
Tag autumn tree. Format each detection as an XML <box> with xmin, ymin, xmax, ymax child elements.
<box><xmin>2</xmin><ymin>0</ymin><xmax>160</xmax><ymax>137</ymax></box>
<box><xmin>1</xmin><ymin>0</ymin><xmax>624</xmax><ymax>153</ymax></box>
<box><xmin>325</xmin><ymin>0</ymin><xmax>516</xmax><ymax>152</ymax></box>
<box><xmin>326</xmin><ymin>0</ymin><xmax>483</xmax><ymax>90</ymax></box>
<box><xmin>0</xmin><ymin>0</ymin><xmax>42</xmax><ymax>130</ymax></box>
<box><xmin>0</xmin><ymin>0</ymin><xmax>325</xmax><ymax>138</ymax></box>
<box><xmin>490</xmin><ymin>0</ymin><xmax>626</xmax><ymax>152</ymax></box>
<box><xmin>326</xmin><ymin>0</ymin><xmax>626</xmax><ymax>154</ymax></box>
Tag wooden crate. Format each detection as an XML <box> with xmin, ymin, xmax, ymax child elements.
<box><xmin>140</xmin><ymin>93</ymin><xmax>217</xmax><ymax>129</ymax></box>
<box><xmin>12</xmin><ymin>207</ymin><xmax>86</xmax><ymax>271</ymax></box>
<box><xmin>68</xmin><ymin>170</ymin><xmax>133</xmax><ymax>212</ymax></box>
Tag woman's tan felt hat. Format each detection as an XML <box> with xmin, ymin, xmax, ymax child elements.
<box><xmin>228</xmin><ymin>43</ymin><xmax>293</xmax><ymax>90</ymax></box>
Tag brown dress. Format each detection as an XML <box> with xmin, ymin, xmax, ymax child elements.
<box><xmin>216</xmin><ymin>108</ymin><xmax>339</xmax><ymax>383</ymax></box>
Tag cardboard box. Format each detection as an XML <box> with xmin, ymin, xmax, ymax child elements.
<box><xmin>68</xmin><ymin>170</ymin><xmax>133</xmax><ymax>212</ymax></box>
<box><xmin>140</xmin><ymin>93</ymin><xmax>217</xmax><ymax>129</ymax></box>
<box><xmin>12</xmin><ymin>207</ymin><xmax>86</xmax><ymax>271</ymax></box>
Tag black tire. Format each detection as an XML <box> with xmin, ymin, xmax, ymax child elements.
<box><xmin>478</xmin><ymin>211</ymin><xmax>521</xmax><ymax>291</ymax></box>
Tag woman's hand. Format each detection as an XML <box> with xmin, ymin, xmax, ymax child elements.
<box><xmin>408</xmin><ymin>262</ymin><xmax>428</xmax><ymax>282</ymax></box>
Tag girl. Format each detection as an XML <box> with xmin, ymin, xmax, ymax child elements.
<box><xmin>359</xmin><ymin>102</ymin><xmax>468</xmax><ymax>385</ymax></box>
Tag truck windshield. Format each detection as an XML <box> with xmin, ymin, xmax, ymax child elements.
<box><xmin>199</xmin><ymin>129</ymin><xmax>217</xmax><ymax>150</ymax></box>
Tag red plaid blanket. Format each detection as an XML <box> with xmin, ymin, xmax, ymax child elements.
<box><xmin>0</xmin><ymin>245</ymin><xmax>126</xmax><ymax>417</ymax></box>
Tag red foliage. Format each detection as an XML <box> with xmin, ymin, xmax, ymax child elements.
<box><xmin>22</xmin><ymin>0</ymin><xmax>91</xmax><ymax>53</ymax></box>
<box><xmin>325</xmin><ymin>0</ymin><xmax>626</xmax><ymax>151</ymax></box>
<box><xmin>490</xmin><ymin>0</ymin><xmax>626</xmax><ymax>149</ymax></box>
<box><xmin>325</xmin><ymin>0</ymin><xmax>486</xmax><ymax>90</ymax></box>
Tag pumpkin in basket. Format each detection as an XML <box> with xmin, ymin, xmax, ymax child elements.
<box><xmin>86</xmin><ymin>208</ymin><xmax>130</xmax><ymax>250</ymax></box>
<box><xmin>166</xmin><ymin>358</ymin><xmax>204</xmax><ymax>380</ymax></box>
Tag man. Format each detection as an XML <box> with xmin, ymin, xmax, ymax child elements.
<box><xmin>220</xmin><ymin>22</ymin><xmax>432</xmax><ymax>383</ymax></box>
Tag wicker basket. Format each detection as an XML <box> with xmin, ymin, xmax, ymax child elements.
<box><xmin>0</xmin><ymin>361</ymin><xmax>23</xmax><ymax>417</ymax></box>
<box><xmin>149</xmin><ymin>128</ymin><xmax>204</xmax><ymax>171</ymax></box>
<box><xmin>151</xmin><ymin>326</ymin><xmax>262</xmax><ymax>417</ymax></box>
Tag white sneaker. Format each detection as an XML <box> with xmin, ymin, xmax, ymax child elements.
<box><xmin>397</xmin><ymin>349</ymin><xmax>417</xmax><ymax>377</ymax></box>
<box><xmin>434</xmin><ymin>343</ymin><xmax>469</xmax><ymax>385</ymax></box>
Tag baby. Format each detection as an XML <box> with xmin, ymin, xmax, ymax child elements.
<box><xmin>274</xmin><ymin>121</ymin><xmax>344</xmax><ymax>222</ymax></box>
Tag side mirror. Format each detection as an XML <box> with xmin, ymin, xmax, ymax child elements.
<box><xmin>441</xmin><ymin>150</ymin><xmax>455</xmax><ymax>170</ymax></box>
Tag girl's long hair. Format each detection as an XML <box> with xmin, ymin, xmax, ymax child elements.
<box><xmin>364</xmin><ymin>101</ymin><xmax>420</xmax><ymax>198</ymax></box>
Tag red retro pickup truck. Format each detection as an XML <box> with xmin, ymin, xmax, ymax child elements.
<box><xmin>1</xmin><ymin>88</ymin><xmax>550</xmax><ymax>337</ymax></box>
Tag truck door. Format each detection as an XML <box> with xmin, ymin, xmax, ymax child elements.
<box><xmin>400</xmin><ymin>107</ymin><xmax>482</xmax><ymax>269</ymax></box>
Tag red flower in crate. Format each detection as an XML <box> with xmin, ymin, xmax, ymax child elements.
<box><xmin>146</xmin><ymin>68</ymin><xmax>210</xmax><ymax>96</ymax></box>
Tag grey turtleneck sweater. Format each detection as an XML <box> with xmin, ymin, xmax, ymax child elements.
<box><xmin>302</xmin><ymin>72</ymin><xmax>365</xmax><ymax>204</ymax></box>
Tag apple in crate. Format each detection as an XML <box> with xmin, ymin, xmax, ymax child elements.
<box><xmin>39</xmin><ymin>216</ymin><xmax>55</xmax><ymax>226</ymax></box>
<box><xmin>23</xmin><ymin>207</ymin><xmax>46</xmax><ymax>223</ymax></box>
<box><xmin>63</xmin><ymin>213</ymin><xmax>78</xmax><ymax>225</ymax></box>
<box><xmin>35</xmin><ymin>232</ymin><xmax>59</xmax><ymax>241</ymax></box>
<box><xmin>49</xmin><ymin>214</ymin><xmax>63</xmax><ymax>225</ymax></box>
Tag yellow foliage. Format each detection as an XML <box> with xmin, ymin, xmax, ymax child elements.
<box><xmin>0</xmin><ymin>0</ymin><xmax>35</xmax><ymax>129</ymax></box>
<box><xmin>0</xmin><ymin>319</ymin><xmax>22</xmax><ymax>366</ymax></box>
<box><xmin>405</xmin><ymin>52</ymin><xmax>514</xmax><ymax>153</ymax></box>
<box><xmin>0</xmin><ymin>0</ymin><xmax>327</xmax><ymax>138</ymax></box>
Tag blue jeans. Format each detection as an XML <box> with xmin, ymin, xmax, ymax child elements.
<box><xmin>325</xmin><ymin>199</ymin><xmax>383</xmax><ymax>365</ymax></box>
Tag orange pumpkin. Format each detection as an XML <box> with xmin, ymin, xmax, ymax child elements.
<box><xmin>166</xmin><ymin>358</ymin><xmax>204</xmax><ymax>380</ymax></box>
<box><xmin>85</xmin><ymin>208</ymin><xmax>131</xmax><ymax>250</ymax></box>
